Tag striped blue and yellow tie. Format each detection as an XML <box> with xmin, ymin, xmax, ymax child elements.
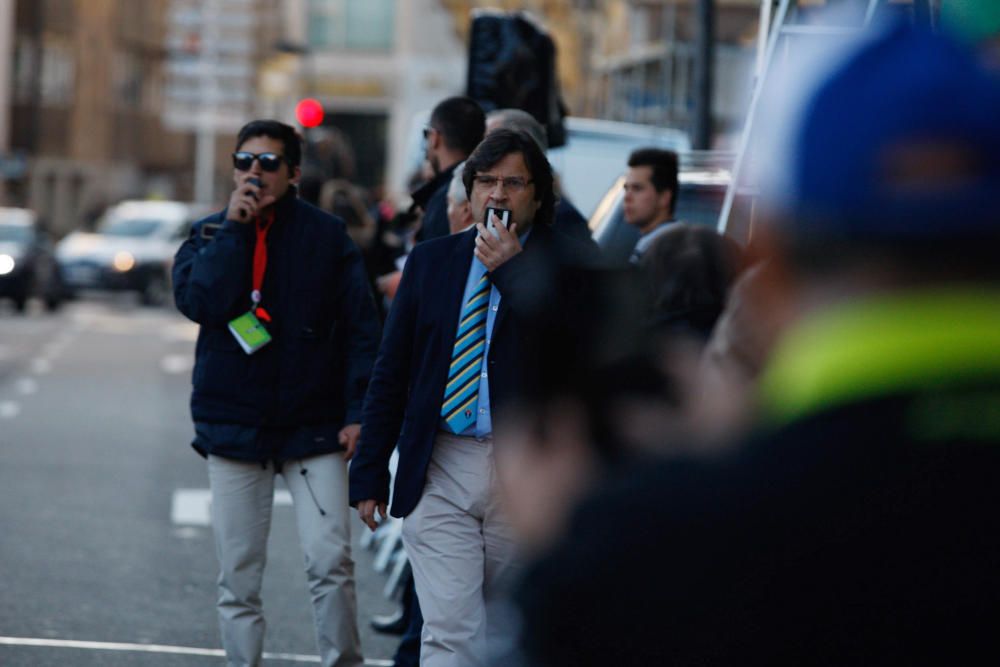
<box><xmin>441</xmin><ymin>275</ymin><xmax>491</xmax><ymax>434</ymax></box>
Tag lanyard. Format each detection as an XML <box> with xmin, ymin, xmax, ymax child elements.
<box><xmin>250</xmin><ymin>209</ymin><xmax>275</xmax><ymax>322</ymax></box>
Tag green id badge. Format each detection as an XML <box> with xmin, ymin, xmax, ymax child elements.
<box><xmin>228</xmin><ymin>311</ymin><xmax>272</xmax><ymax>355</ymax></box>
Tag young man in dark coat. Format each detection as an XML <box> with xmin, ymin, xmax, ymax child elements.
<box><xmin>413</xmin><ymin>96</ymin><xmax>486</xmax><ymax>243</ymax></box>
<box><xmin>173</xmin><ymin>119</ymin><xmax>380</xmax><ymax>667</ymax></box>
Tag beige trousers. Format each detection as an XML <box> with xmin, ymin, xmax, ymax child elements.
<box><xmin>208</xmin><ymin>453</ymin><xmax>363</xmax><ymax>667</ymax></box>
<box><xmin>401</xmin><ymin>432</ymin><xmax>520</xmax><ymax>667</ymax></box>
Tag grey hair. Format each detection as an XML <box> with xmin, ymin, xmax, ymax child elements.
<box><xmin>486</xmin><ymin>108</ymin><xmax>548</xmax><ymax>151</ymax></box>
<box><xmin>447</xmin><ymin>160</ymin><xmax>467</xmax><ymax>203</ymax></box>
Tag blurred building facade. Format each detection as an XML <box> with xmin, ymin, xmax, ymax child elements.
<box><xmin>582</xmin><ymin>0</ymin><xmax>758</xmax><ymax>148</ymax></box>
<box><xmin>0</xmin><ymin>0</ymin><xmax>281</xmax><ymax>236</ymax></box>
<box><xmin>439</xmin><ymin>0</ymin><xmax>758</xmax><ymax>148</ymax></box>
<box><xmin>0</xmin><ymin>0</ymin><xmax>765</xmax><ymax>231</ymax></box>
<box><xmin>258</xmin><ymin>0</ymin><xmax>466</xmax><ymax>201</ymax></box>
<box><xmin>1</xmin><ymin>0</ymin><xmax>186</xmax><ymax>235</ymax></box>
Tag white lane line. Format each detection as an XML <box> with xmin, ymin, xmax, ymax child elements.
<box><xmin>15</xmin><ymin>377</ymin><xmax>38</xmax><ymax>395</ymax></box>
<box><xmin>160</xmin><ymin>354</ymin><xmax>193</xmax><ymax>374</ymax></box>
<box><xmin>170</xmin><ymin>489</ymin><xmax>211</xmax><ymax>526</ymax></box>
<box><xmin>172</xmin><ymin>488</ymin><xmax>294</xmax><ymax>526</ymax></box>
<box><xmin>0</xmin><ymin>401</ymin><xmax>21</xmax><ymax>419</ymax></box>
<box><xmin>0</xmin><ymin>636</ymin><xmax>393</xmax><ymax>665</ymax></box>
<box><xmin>162</xmin><ymin>321</ymin><xmax>199</xmax><ymax>342</ymax></box>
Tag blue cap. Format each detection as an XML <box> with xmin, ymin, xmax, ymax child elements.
<box><xmin>770</xmin><ymin>23</ymin><xmax>1000</xmax><ymax>239</ymax></box>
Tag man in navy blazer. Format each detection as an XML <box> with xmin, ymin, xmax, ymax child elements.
<box><xmin>350</xmin><ymin>129</ymin><xmax>599</xmax><ymax>666</ymax></box>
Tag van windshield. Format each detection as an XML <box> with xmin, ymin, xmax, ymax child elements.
<box><xmin>0</xmin><ymin>223</ymin><xmax>32</xmax><ymax>243</ymax></box>
<box><xmin>100</xmin><ymin>218</ymin><xmax>163</xmax><ymax>238</ymax></box>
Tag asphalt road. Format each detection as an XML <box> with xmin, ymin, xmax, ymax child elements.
<box><xmin>0</xmin><ymin>297</ymin><xmax>401</xmax><ymax>666</ymax></box>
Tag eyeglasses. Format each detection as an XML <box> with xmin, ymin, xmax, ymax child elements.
<box><xmin>472</xmin><ymin>174</ymin><xmax>534</xmax><ymax>193</ymax></box>
<box><xmin>232</xmin><ymin>152</ymin><xmax>286</xmax><ymax>172</ymax></box>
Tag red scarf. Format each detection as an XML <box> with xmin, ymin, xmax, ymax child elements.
<box><xmin>251</xmin><ymin>209</ymin><xmax>275</xmax><ymax>322</ymax></box>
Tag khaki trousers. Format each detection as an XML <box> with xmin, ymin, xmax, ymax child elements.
<box><xmin>401</xmin><ymin>433</ymin><xmax>519</xmax><ymax>667</ymax></box>
<box><xmin>208</xmin><ymin>453</ymin><xmax>363</xmax><ymax>667</ymax></box>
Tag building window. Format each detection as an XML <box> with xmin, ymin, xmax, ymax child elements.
<box><xmin>308</xmin><ymin>0</ymin><xmax>395</xmax><ymax>52</ymax></box>
<box><xmin>39</xmin><ymin>41</ymin><xmax>76</xmax><ymax>107</ymax></box>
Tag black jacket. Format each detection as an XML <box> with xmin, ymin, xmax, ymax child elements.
<box><xmin>412</xmin><ymin>164</ymin><xmax>456</xmax><ymax>243</ymax></box>
<box><xmin>172</xmin><ymin>195</ymin><xmax>380</xmax><ymax>463</ymax></box>
<box><xmin>514</xmin><ymin>292</ymin><xmax>1000</xmax><ymax>666</ymax></box>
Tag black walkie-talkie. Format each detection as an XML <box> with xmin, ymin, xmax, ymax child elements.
<box><xmin>239</xmin><ymin>177</ymin><xmax>262</xmax><ymax>220</ymax></box>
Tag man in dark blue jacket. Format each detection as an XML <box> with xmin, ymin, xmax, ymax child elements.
<box><xmin>350</xmin><ymin>130</ymin><xmax>600</xmax><ymax>667</ymax></box>
<box><xmin>173</xmin><ymin>119</ymin><xmax>379</xmax><ymax>667</ymax></box>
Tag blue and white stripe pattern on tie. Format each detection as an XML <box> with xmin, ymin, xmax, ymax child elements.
<box><xmin>441</xmin><ymin>274</ymin><xmax>491</xmax><ymax>434</ymax></box>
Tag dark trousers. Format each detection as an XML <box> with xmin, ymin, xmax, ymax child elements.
<box><xmin>393</xmin><ymin>574</ymin><xmax>423</xmax><ymax>667</ymax></box>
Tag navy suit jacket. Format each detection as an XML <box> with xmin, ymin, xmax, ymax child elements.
<box><xmin>349</xmin><ymin>222</ymin><xmax>600</xmax><ymax>517</ymax></box>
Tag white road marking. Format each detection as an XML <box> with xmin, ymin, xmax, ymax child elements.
<box><xmin>0</xmin><ymin>401</ymin><xmax>21</xmax><ymax>419</ymax></box>
<box><xmin>15</xmin><ymin>377</ymin><xmax>38</xmax><ymax>395</ymax></box>
<box><xmin>162</xmin><ymin>321</ymin><xmax>199</xmax><ymax>342</ymax></box>
<box><xmin>160</xmin><ymin>354</ymin><xmax>193</xmax><ymax>374</ymax></box>
<box><xmin>0</xmin><ymin>636</ymin><xmax>394</xmax><ymax>665</ymax></box>
<box><xmin>171</xmin><ymin>488</ymin><xmax>294</xmax><ymax>526</ymax></box>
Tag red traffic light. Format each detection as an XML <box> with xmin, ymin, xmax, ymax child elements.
<box><xmin>295</xmin><ymin>98</ymin><xmax>324</xmax><ymax>128</ymax></box>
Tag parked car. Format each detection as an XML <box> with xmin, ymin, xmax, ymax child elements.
<box><xmin>55</xmin><ymin>200</ymin><xmax>211</xmax><ymax>306</ymax></box>
<box><xmin>589</xmin><ymin>151</ymin><xmax>735</xmax><ymax>265</ymax></box>
<box><xmin>0</xmin><ymin>207</ymin><xmax>65</xmax><ymax>313</ymax></box>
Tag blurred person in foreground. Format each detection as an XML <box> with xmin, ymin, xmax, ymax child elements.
<box><xmin>350</xmin><ymin>129</ymin><xmax>601</xmax><ymax>667</ymax></box>
<box><xmin>634</xmin><ymin>223</ymin><xmax>745</xmax><ymax>447</ymax></box>
<box><xmin>623</xmin><ymin>147</ymin><xmax>679</xmax><ymax>264</ymax></box>
<box><xmin>173</xmin><ymin>120</ymin><xmax>380</xmax><ymax>667</ymax></box>
<box><xmin>512</xmin><ymin>23</ymin><xmax>1000</xmax><ymax>666</ymax></box>
<box><xmin>414</xmin><ymin>96</ymin><xmax>486</xmax><ymax>242</ymax></box>
<box><xmin>486</xmin><ymin>108</ymin><xmax>596</xmax><ymax>245</ymax></box>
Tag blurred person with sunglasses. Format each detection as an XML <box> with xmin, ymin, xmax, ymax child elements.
<box><xmin>173</xmin><ymin>119</ymin><xmax>381</xmax><ymax>667</ymax></box>
<box><xmin>412</xmin><ymin>96</ymin><xmax>486</xmax><ymax>243</ymax></box>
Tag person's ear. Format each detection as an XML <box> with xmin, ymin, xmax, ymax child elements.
<box><xmin>289</xmin><ymin>165</ymin><xmax>301</xmax><ymax>185</ymax></box>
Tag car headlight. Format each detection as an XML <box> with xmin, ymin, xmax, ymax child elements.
<box><xmin>112</xmin><ymin>251</ymin><xmax>135</xmax><ymax>272</ymax></box>
<box><xmin>0</xmin><ymin>254</ymin><xmax>16</xmax><ymax>276</ymax></box>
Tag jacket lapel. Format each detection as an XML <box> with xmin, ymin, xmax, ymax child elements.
<box><xmin>492</xmin><ymin>223</ymin><xmax>549</xmax><ymax>335</ymax></box>
<box><xmin>437</xmin><ymin>228</ymin><xmax>478</xmax><ymax>347</ymax></box>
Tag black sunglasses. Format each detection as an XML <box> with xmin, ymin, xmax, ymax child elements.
<box><xmin>232</xmin><ymin>151</ymin><xmax>286</xmax><ymax>172</ymax></box>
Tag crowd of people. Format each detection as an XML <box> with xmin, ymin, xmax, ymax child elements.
<box><xmin>172</xmin><ymin>18</ymin><xmax>1000</xmax><ymax>667</ymax></box>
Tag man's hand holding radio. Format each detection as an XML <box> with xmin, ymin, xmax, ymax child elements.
<box><xmin>227</xmin><ymin>175</ymin><xmax>275</xmax><ymax>223</ymax></box>
<box><xmin>475</xmin><ymin>212</ymin><xmax>522</xmax><ymax>271</ymax></box>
